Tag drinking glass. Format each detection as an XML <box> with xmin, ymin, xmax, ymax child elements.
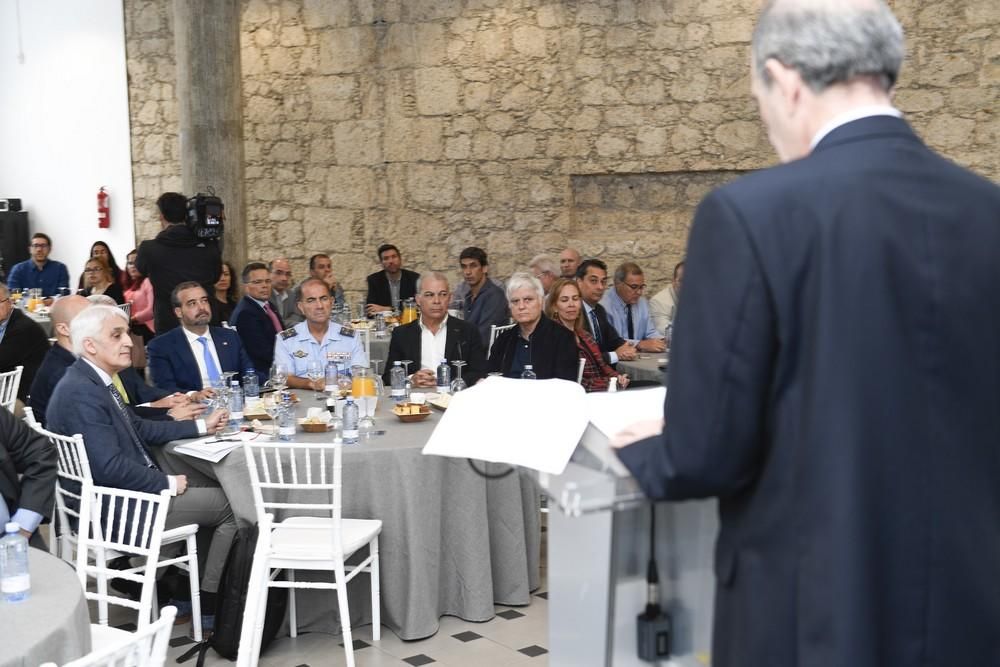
<box><xmin>306</xmin><ymin>360</ymin><xmax>325</xmax><ymax>400</ymax></box>
<box><xmin>263</xmin><ymin>396</ymin><xmax>281</xmax><ymax>441</ymax></box>
<box><xmin>401</xmin><ymin>299</ymin><xmax>417</xmax><ymax>325</ymax></box>
<box><xmin>352</xmin><ymin>366</ymin><xmax>377</xmax><ymax>428</ymax></box>
<box><xmin>269</xmin><ymin>363</ymin><xmax>287</xmax><ymax>392</ymax></box>
<box><xmin>451</xmin><ymin>360</ymin><xmax>467</xmax><ymax>393</ymax></box>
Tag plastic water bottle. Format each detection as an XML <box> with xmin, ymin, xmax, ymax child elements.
<box><xmin>243</xmin><ymin>369</ymin><xmax>259</xmax><ymax>406</ymax></box>
<box><xmin>342</xmin><ymin>397</ymin><xmax>359</xmax><ymax>445</ymax></box>
<box><xmin>277</xmin><ymin>392</ymin><xmax>295</xmax><ymax>442</ymax></box>
<box><xmin>521</xmin><ymin>365</ymin><xmax>537</xmax><ymax>380</ymax></box>
<box><xmin>436</xmin><ymin>359</ymin><xmax>451</xmax><ymax>394</ymax></box>
<box><xmin>228</xmin><ymin>380</ymin><xmax>244</xmax><ymax>429</ymax></box>
<box><xmin>324</xmin><ymin>354</ymin><xmax>339</xmax><ymax>393</ymax></box>
<box><xmin>390</xmin><ymin>361</ymin><xmax>406</xmax><ymax>404</ymax></box>
<box><xmin>0</xmin><ymin>522</ymin><xmax>31</xmax><ymax>603</ymax></box>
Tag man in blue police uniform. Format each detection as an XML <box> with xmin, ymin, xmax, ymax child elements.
<box><xmin>273</xmin><ymin>278</ymin><xmax>367</xmax><ymax>390</ymax></box>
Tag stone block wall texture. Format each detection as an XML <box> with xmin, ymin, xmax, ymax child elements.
<box><xmin>124</xmin><ymin>0</ymin><xmax>998</xmax><ymax>298</ymax></box>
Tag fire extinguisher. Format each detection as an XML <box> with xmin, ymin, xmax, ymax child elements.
<box><xmin>97</xmin><ymin>187</ymin><xmax>110</xmax><ymax>228</ymax></box>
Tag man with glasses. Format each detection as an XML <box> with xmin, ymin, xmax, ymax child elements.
<box><xmin>6</xmin><ymin>233</ymin><xmax>70</xmax><ymax>302</ymax></box>
<box><xmin>601</xmin><ymin>262</ymin><xmax>666</xmax><ymax>353</ymax></box>
<box><xmin>231</xmin><ymin>262</ymin><xmax>284</xmax><ymax>381</ymax></box>
<box><xmin>273</xmin><ymin>278</ymin><xmax>367</xmax><ymax>390</ymax></box>
<box><xmin>527</xmin><ymin>254</ymin><xmax>559</xmax><ymax>295</ymax></box>
<box><xmin>267</xmin><ymin>257</ymin><xmax>296</xmax><ymax>322</ymax></box>
<box><xmin>382</xmin><ymin>272</ymin><xmax>487</xmax><ymax>387</ymax></box>
<box><xmin>147</xmin><ymin>282</ymin><xmax>253</xmax><ymax>394</ymax></box>
<box><xmin>575</xmin><ymin>259</ymin><xmax>637</xmax><ymax>363</ymax></box>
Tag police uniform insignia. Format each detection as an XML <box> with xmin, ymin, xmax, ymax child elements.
<box><xmin>280</xmin><ymin>327</ymin><xmax>296</xmax><ymax>340</ymax></box>
<box><xmin>293</xmin><ymin>350</ymin><xmax>308</xmax><ymax>358</ymax></box>
<box><xmin>339</xmin><ymin>326</ymin><xmax>355</xmax><ymax>337</ymax></box>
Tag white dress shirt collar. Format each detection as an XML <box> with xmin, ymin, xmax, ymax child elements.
<box><xmin>82</xmin><ymin>358</ymin><xmax>114</xmax><ymax>386</ymax></box>
<box><xmin>810</xmin><ymin>105</ymin><xmax>902</xmax><ymax>151</ymax></box>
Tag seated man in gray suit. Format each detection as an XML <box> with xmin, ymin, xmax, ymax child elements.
<box><xmin>47</xmin><ymin>305</ymin><xmax>236</xmax><ymax>632</ymax></box>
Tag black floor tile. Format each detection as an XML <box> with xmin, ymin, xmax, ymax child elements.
<box><xmin>519</xmin><ymin>645</ymin><xmax>549</xmax><ymax>657</ymax></box>
<box><xmin>337</xmin><ymin>638</ymin><xmax>371</xmax><ymax>650</ymax></box>
<box><xmin>452</xmin><ymin>630</ymin><xmax>483</xmax><ymax>642</ymax></box>
<box><xmin>403</xmin><ymin>655</ymin><xmax>436</xmax><ymax>666</ymax></box>
<box><xmin>497</xmin><ymin>609</ymin><xmax>526</xmax><ymax>620</ymax></box>
<box><xmin>535</xmin><ymin>591</ymin><xmax>548</xmax><ymax>599</ymax></box>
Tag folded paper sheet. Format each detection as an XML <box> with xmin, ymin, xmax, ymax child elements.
<box><xmin>422</xmin><ymin>378</ymin><xmax>667</xmax><ymax>475</ymax></box>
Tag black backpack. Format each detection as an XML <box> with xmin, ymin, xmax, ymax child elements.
<box><xmin>177</xmin><ymin>523</ymin><xmax>287</xmax><ymax>665</ymax></box>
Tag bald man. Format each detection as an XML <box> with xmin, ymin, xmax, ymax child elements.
<box><xmin>558</xmin><ymin>247</ymin><xmax>581</xmax><ymax>278</ymax></box>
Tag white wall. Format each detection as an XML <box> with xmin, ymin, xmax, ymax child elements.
<box><xmin>0</xmin><ymin>0</ymin><xmax>136</xmax><ymax>282</ymax></box>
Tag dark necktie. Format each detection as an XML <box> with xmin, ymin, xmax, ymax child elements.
<box><xmin>589</xmin><ymin>309</ymin><xmax>602</xmax><ymax>345</ymax></box>
<box><xmin>107</xmin><ymin>384</ymin><xmax>160</xmax><ymax>470</ymax></box>
<box><xmin>625</xmin><ymin>304</ymin><xmax>634</xmax><ymax>340</ymax></box>
<box><xmin>263</xmin><ymin>302</ymin><xmax>283</xmax><ymax>333</ymax></box>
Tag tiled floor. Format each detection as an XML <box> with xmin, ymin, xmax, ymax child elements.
<box><xmin>99</xmin><ymin>584</ymin><xmax>549</xmax><ymax>667</ymax></box>
<box><xmin>91</xmin><ymin>521</ymin><xmax>550</xmax><ymax>667</ymax></box>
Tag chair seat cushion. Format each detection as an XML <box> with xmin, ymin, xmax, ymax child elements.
<box><xmin>270</xmin><ymin>516</ymin><xmax>382</xmax><ymax>562</ymax></box>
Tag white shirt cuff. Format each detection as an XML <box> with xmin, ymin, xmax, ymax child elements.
<box><xmin>610</xmin><ymin>351</ymin><xmax>620</xmax><ymax>364</ymax></box>
<box><xmin>196</xmin><ymin>419</ymin><xmax>207</xmax><ymax>434</ymax></box>
<box><xmin>167</xmin><ymin>476</ymin><xmax>178</xmax><ymax>496</ymax></box>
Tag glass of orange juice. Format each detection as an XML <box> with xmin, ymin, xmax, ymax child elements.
<box><xmin>401</xmin><ymin>298</ymin><xmax>418</xmax><ymax>325</ymax></box>
<box><xmin>351</xmin><ymin>366</ymin><xmax>378</xmax><ymax>427</ymax></box>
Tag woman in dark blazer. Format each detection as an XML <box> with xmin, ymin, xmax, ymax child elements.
<box><xmin>486</xmin><ymin>272</ymin><xmax>578</xmax><ymax>381</ymax></box>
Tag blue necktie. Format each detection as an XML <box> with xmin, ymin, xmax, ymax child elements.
<box><xmin>198</xmin><ymin>336</ymin><xmax>221</xmax><ymax>384</ymax></box>
<box><xmin>589</xmin><ymin>310</ymin><xmax>602</xmax><ymax>345</ymax></box>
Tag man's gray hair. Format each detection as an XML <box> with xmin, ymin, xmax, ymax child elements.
<box><xmin>528</xmin><ymin>254</ymin><xmax>558</xmax><ymax>277</ymax></box>
<box><xmin>70</xmin><ymin>305</ymin><xmax>128</xmax><ymax>357</ymax></box>
<box><xmin>613</xmin><ymin>261</ymin><xmax>643</xmax><ymax>284</ymax></box>
<box><xmin>415</xmin><ymin>271</ymin><xmax>450</xmax><ymax>294</ymax></box>
<box><xmin>506</xmin><ymin>272</ymin><xmax>544</xmax><ymax>302</ymax></box>
<box><xmin>752</xmin><ymin>0</ymin><xmax>904</xmax><ymax>93</ymax></box>
<box><xmin>87</xmin><ymin>294</ymin><xmax>117</xmax><ymax>306</ymax></box>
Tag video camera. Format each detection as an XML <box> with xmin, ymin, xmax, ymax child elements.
<box><xmin>186</xmin><ymin>192</ymin><xmax>225</xmax><ymax>241</ymax></box>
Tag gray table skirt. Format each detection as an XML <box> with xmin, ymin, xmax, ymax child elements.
<box><xmin>1</xmin><ymin>548</ymin><xmax>91</xmax><ymax>667</ymax></box>
<box><xmin>160</xmin><ymin>398</ymin><xmax>540</xmax><ymax>640</ymax></box>
<box><xmin>617</xmin><ymin>356</ymin><xmax>668</xmax><ymax>384</ymax></box>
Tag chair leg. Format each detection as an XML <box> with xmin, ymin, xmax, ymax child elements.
<box><xmin>186</xmin><ymin>534</ymin><xmax>203</xmax><ymax>642</ymax></box>
<box><xmin>288</xmin><ymin>570</ymin><xmax>297</xmax><ymax>638</ymax></box>
<box><xmin>236</xmin><ymin>556</ymin><xmax>269</xmax><ymax>667</ymax></box>
<box><xmin>370</xmin><ymin>537</ymin><xmax>381</xmax><ymax>641</ymax></box>
<box><xmin>335</xmin><ymin>563</ymin><xmax>355</xmax><ymax>667</ymax></box>
<box><xmin>95</xmin><ymin>546</ymin><xmax>109</xmax><ymax>626</ymax></box>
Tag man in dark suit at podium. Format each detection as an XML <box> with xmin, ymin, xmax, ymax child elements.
<box><xmin>365</xmin><ymin>243</ymin><xmax>419</xmax><ymax>316</ymax></box>
<box><xmin>147</xmin><ymin>282</ymin><xmax>252</xmax><ymax>394</ymax></box>
<box><xmin>613</xmin><ymin>1</ymin><xmax>1000</xmax><ymax>666</ymax></box>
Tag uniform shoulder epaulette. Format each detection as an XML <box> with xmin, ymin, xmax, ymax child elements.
<box><xmin>280</xmin><ymin>327</ymin><xmax>297</xmax><ymax>340</ymax></box>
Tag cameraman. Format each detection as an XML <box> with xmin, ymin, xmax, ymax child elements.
<box><xmin>136</xmin><ymin>192</ymin><xmax>222</xmax><ymax>333</ymax></box>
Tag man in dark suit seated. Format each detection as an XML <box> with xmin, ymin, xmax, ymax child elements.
<box><xmin>147</xmin><ymin>282</ymin><xmax>253</xmax><ymax>395</ymax></box>
<box><xmin>574</xmin><ymin>259</ymin><xmax>637</xmax><ymax>364</ymax></box>
<box><xmin>230</xmin><ymin>262</ymin><xmax>283</xmax><ymax>380</ymax></box>
<box><xmin>30</xmin><ymin>296</ymin><xmax>201</xmax><ymax>426</ymax></box>
<box><xmin>47</xmin><ymin>304</ymin><xmax>235</xmax><ymax>631</ymax></box>
<box><xmin>0</xmin><ymin>406</ymin><xmax>56</xmax><ymax>548</ymax></box>
<box><xmin>611</xmin><ymin>1</ymin><xmax>1000</xmax><ymax>665</ymax></box>
<box><xmin>0</xmin><ymin>282</ymin><xmax>50</xmax><ymax>405</ymax></box>
<box><xmin>383</xmin><ymin>271</ymin><xmax>487</xmax><ymax>387</ymax></box>
<box><xmin>365</xmin><ymin>243</ymin><xmax>419</xmax><ymax>316</ymax></box>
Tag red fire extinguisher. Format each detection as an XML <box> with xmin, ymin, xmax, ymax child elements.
<box><xmin>97</xmin><ymin>187</ymin><xmax>111</xmax><ymax>228</ymax></box>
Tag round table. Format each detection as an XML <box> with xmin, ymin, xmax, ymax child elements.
<box><xmin>0</xmin><ymin>547</ymin><xmax>91</xmax><ymax>667</ymax></box>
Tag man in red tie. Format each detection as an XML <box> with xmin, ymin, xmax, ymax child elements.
<box><xmin>230</xmin><ymin>262</ymin><xmax>284</xmax><ymax>382</ymax></box>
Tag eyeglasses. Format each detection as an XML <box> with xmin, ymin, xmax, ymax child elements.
<box><xmin>623</xmin><ymin>282</ymin><xmax>647</xmax><ymax>292</ymax></box>
<box><xmin>30</xmin><ymin>243</ymin><xmax>49</xmax><ymax>249</ymax></box>
<box><xmin>248</xmin><ymin>279</ymin><xmax>272</xmax><ymax>285</ymax></box>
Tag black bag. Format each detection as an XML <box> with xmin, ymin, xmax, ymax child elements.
<box><xmin>177</xmin><ymin>524</ymin><xmax>287</xmax><ymax>665</ymax></box>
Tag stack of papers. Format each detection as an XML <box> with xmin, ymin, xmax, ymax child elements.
<box><xmin>173</xmin><ymin>431</ymin><xmax>258</xmax><ymax>463</ymax></box>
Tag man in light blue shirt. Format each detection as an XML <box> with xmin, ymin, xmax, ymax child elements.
<box><xmin>6</xmin><ymin>232</ymin><xmax>70</xmax><ymax>300</ymax></box>
<box><xmin>273</xmin><ymin>278</ymin><xmax>367</xmax><ymax>389</ymax></box>
<box><xmin>600</xmin><ymin>261</ymin><xmax>666</xmax><ymax>353</ymax></box>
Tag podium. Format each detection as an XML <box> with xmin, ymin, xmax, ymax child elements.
<box><xmin>539</xmin><ymin>424</ymin><xmax>717</xmax><ymax>666</ymax></box>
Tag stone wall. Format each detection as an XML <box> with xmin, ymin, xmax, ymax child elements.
<box><xmin>124</xmin><ymin>0</ymin><xmax>999</xmax><ymax>298</ymax></box>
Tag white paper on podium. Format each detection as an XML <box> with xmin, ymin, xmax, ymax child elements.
<box><xmin>421</xmin><ymin>377</ymin><xmax>588</xmax><ymax>475</ymax></box>
<box><xmin>584</xmin><ymin>386</ymin><xmax>666</xmax><ymax>439</ymax></box>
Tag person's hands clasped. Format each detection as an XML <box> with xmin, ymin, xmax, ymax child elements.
<box><xmin>637</xmin><ymin>338</ymin><xmax>667</xmax><ymax>353</ymax></box>
<box><xmin>411</xmin><ymin>369</ymin><xmax>437</xmax><ymax>388</ymax></box>
<box><xmin>151</xmin><ymin>392</ymin><xmax>190</xmax><ymax>409</ymax></box>
<box><xmin>616</xmin><ymin>342</ymin><xmax>639</xmax><ymax>361</ymax></box>
<box><xmin>617</xmin><ymin>373</ymin><xmax>631</xmax><ymax>389</ymax></box>
<box><xmin>205</xmin><ymin>409</ymin><xmax>229</xmax><ymax>434</ymax></box>
<box><xmin>168</xmin><ymin>401</ymin><xmax>207</xmax><ymax>421</ymax></box>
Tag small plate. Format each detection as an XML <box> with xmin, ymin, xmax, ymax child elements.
<box><xmin>393</xmin><ymin>404</ymin><xmax>431</xmax><ymax>422</ymax></box>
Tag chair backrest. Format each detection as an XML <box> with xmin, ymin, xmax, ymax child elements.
<box><xmin>242</xmin><ymin>440</ymin><xmax>344</xmax><ymax>558</ymax></box>
<box><xmin>577</xmin><ymin>357</ymin><xmax>586</xmax><ymax>384</ymax></box>
<box><xmin>118</xmin><ymin>301</ymin><xmax>133</xmax><ymax>318</ymax></box>
<box><xmin>487</xmin><ymin>323</ymin><xmax>516</xmax><ymax>359</ymax></box>
<box><xmin>0</xmin><ymin>365</ymin><xmax>23</xmax><ymax>412</ymax></box>
<box><xmin>22</xmin><ymin>405</ymin><xmax>38</xmax><ymax>427</ymax></box>
<box><xmin>27</xmin><ymin>420</ymin><xmax>92</xmax><ymax>555</ymax></box>
<box><xmin>42</xmin><ymin>605</ymin><xmax>177</xmax><ymax>667</ymax></box>
<box><xmin>76</xmin><ymin>483</ymin><xmax>172</xmax><ymax>623</ymax></box>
